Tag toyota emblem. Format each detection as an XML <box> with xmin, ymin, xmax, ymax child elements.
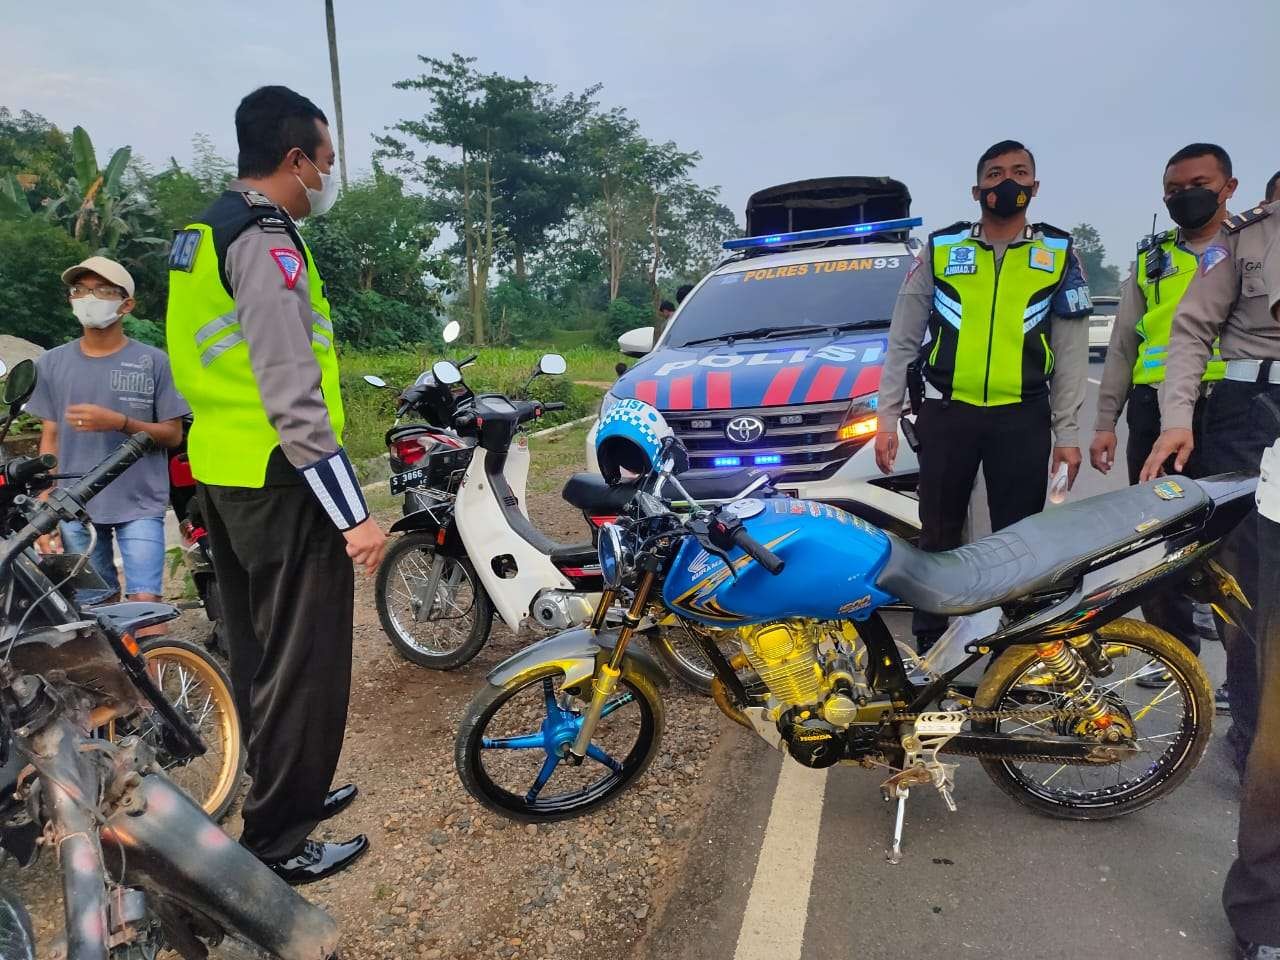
<box><xmin>725</xmin><ymin>415</ymin><xmax>766</xmax><ymax>444</ymax></box>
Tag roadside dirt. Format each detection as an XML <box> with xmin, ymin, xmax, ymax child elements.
<box><xmin>5</xmin><ymin>448</ymin><xmax>728</xmax><ymax>960</ymax></box>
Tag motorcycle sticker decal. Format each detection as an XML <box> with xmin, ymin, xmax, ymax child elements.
<box><xmin>1153</xmin><ymin>479</ymin><xmax>1185</xmax><ymax>500</ymax></box>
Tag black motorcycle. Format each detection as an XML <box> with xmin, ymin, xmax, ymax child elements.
<box><xmin>0</xmin><ymin>359</ymin><xmax>337</xmax><ymax>960</ymax></box>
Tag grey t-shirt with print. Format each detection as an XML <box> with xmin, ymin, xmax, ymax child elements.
<box><xmin>27</xmin><ymin>339</ymin><xmax>190</xmax><ymax>524</ymax></box>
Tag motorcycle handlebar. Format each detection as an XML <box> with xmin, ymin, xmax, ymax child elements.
<box><xmin>4</xmin><ymin>454</ymin><xmax>57</xmax><ymax>488</ymax></box>
<box><xmin>729</xmin><ymin>524</ymin><xmax>785</xmax><ymax>575</ymax></box>
<box><xmin>541</xmin><ymin>401</ymin><xmax>567</xmax><ymax>413</ymax></box>
<box><xmin>65</xmin><ymin>433</ymin><xmax>155</xmax><ymax>508</ymax></box>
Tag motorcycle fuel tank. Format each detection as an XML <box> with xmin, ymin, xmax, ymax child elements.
<box><xmin>663</xmin><ymin>498</ymin><xmax>895</xmax><ymax>626</ymax></box>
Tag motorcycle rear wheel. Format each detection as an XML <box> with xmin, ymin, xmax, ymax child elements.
<box><xmin>455</xmin><ymin>665</ymin><xmax>664</xmax><ymax>822</ymax></box>
<box><xmin>375</xmin><ymin>531</ymin><xmax>493</xmax><ymax>670</ymax></box>
<box><xmin>973</xmin><ymin>617</ymin><xmax>1212</xmax><ymax>820</ymax></box>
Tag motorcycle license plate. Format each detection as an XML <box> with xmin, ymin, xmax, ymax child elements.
<box><xmin>390</xmin><ymin>467</ymin><xmax>427</xmax><ymax>495</ymax></box>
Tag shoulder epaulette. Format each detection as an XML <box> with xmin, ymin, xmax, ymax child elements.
<box><xmin>241</xmin><ymin>189</ymin><xmax>278</xmax><ymax>210</ymax></box>
<box><xmin>1224</xmin><ymin>205</ymin><xmax>1271</xmax><ymax>234</ymax></box>
<box><xmin>928</xmin><ymin>221</ymin><xmax>972</xmax><ymax>244</ymax></box>
<box><xmin>1137</xmin><ymin>229</ymin><xmax>1174</xmax><ymax>254</ymax></box>
<box><xmin>1034</xmin><ymin>222</ymin><xmax>1072</xmax><ymax>240</ymax></box>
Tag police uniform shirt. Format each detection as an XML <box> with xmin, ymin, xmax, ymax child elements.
<box><xmin>221</xmin><ymin>179</ymin><xmax>343</xmax><ymax>475</ymax></box>
<box><xmin>1094</xmin><ymin>229</ymin><xmax>1222</xmax><ymax>433</ymax></box>
<box><xmin>1160</xmin><ymin>201</ymin><xmax>1280</xmax><ymax>431</ymax></box>
<box><xmin>880</xmin><ymin>223</ymin><xmax>1092</xmax><ymax>447</ymax></box>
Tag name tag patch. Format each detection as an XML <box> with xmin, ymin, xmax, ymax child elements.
<box><xmin>1029</xmin><ymin>247</ymin><xmax>1056</xmax><ymax>272</ymax></box>
<box><xmin>168</xmin><ymin>229</ymin><xmax>201</xmax><ymax>272</ymax></box>
<box><xmin>944</xmin><ymin>246</ymin><xmax>977</xmax><ymax>276</ymax></box>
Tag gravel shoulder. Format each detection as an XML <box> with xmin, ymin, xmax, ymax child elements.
<box><xmin>5</xmin><ymin>426</ymin><xmax>728</xmax><ymax>960</ymax></box>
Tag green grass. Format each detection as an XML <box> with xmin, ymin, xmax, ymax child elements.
<box><xmin>526</xmin><ymin>423</ymin><xmax>594</xmax><ymax>495</ymax></box>
<box><xmin>339</xmin><ymin>344</ymin><xmax>616</xmax><ymax>462</ymax></box>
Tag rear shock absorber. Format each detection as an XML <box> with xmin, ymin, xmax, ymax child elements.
<box><xmin>1034</xmin><ymin>640</ymin><xmax>1115</xmax><ymax>732</ymax></box>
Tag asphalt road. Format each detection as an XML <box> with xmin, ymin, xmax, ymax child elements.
<box><xmin>644</xmin><ymin>363</ymin><xmax>1242</xmax><ymax>960</ymax></box>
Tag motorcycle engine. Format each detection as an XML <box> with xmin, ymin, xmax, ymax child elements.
<box><xmin>736</xmin><ymin>620</ymin><xmax>888</xmax><ymax>768</ymax></box>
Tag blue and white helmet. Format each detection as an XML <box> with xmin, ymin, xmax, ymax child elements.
<box><xmin>595</xmin><ymin>398</ymin><xmax>676</xmax><ymax>484</ymax></box>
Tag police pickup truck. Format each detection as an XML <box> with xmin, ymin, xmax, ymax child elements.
<box><xmin>587</xmin><ymin>177</ymin><xmax>922</xmax><ymax>538</ymax></box>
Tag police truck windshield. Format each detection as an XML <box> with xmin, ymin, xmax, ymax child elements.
<box><xmin>666</xmin><ymin>253</ymin><xmax>910</xmax><ymax>348</ymax></box>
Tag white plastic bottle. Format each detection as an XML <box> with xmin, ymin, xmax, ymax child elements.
<box><xmin>1048</xmin><ymin>462</ymin><xmax>1070</xmax><ymax>505</ymax></box>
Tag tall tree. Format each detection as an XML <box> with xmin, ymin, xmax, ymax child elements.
<box><xmin>381</xmin><ymin>54</ymin><xmax>580</xmax><ymax>343</ymax></box>
<box><xmin>1071</xmin><ymin>222</ymin><xmax>1121</xmax><ymax>296</ymax></box>
<box><xmin>325</xmin><ymin>0</ymin><xmax>349</xmax><ymax>190</ymax></box>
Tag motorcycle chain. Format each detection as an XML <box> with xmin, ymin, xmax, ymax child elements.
<box><xmin>881</xmin><ymin>707</ymin><xmax>1130</xmax><ymax>765</ymax></box>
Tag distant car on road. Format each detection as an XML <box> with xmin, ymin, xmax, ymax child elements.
<box><xmin>1088</xmin><ymin>294</ymin><xmax>1120</xmax><ymax>361</ymax></box>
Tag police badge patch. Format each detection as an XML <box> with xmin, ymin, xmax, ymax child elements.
<box><xmin>168</xmin><ymin>229</ymin><xmax>201</xmax><ymax>272</ymax></box>
<box><xmin>1029</xmin><ymin>247</ymin><xmax>1056</xmax><ymax>272</ymax></box>
<box><xmin>944</xmin><ymin>246</ymin><xmax>977</xmax><ymax>276</ymax></box>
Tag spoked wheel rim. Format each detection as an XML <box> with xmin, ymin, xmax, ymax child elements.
<box><xmin>385</xmin><ymin>548</ymin><xmax>479</xmax><ymax>656</ymax></box>
<box><xmin>114</xmin><ymin>645</ymin><xmax>240</xmax><ymax>817</ymax></box>
<box><xmin>991</xmin><ymin>640</ymin><xmax>1201</xmax><ymax>808</ymax></box>
<box><xmin>468</xmin><ymin>670</ymin><xmax>657</xmax><ymax>818</ymax></box>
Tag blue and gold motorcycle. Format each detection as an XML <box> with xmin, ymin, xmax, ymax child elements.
<box><xmin>455</xmin><ymin>400</ymin><xmax>1249</xmax><ymax>860</ymax></box>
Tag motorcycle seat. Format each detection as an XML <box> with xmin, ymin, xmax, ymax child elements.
<box><xmin>877</xmin><ymin>477</ymin><xmax>1212</xmax><ymax>617</ymax></box>
<box><xmin>90</xmin><ymin>601</ymin><xmax>182</xmax><ymax>636</ymax></box>
<box><xmin>561</xmin><ymin>467</ymin><xmax>771</xmax><ymax>514</ymax></box>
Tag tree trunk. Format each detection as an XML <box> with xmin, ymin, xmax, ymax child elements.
<box><xmin>602</xmin><ymin>176</ymin><xmax>622</xmax><ymax>301</ymax></box>
<box><xmin>514</xmin><ymin>246</ymin><xmax>526</xmax><ymax>284</ymax></box>
<box><xmin>471</xmin><ymin>145</ymin><xmax>495</xmax><ymax>346</ymax></box>
<box><xmin>649</xmin><ymin>192</ymin><xmax>661</xmax><ymax>315</ymax></box>
<box><xmin>461</xmin><ymin>146</ymin><xmax>477</xmax><ymax>328</ymax></box>
<box><xmin>324</xmin><ymin>0</ymin><xmax>348</xmax><ymax>190</ymax></box>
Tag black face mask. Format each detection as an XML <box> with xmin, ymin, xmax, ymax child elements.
<box><xmin>979</xmin><ymin>178</ymin><xmax>1033</xmax><ymax>218</ymax></box>
<box><xmin>1165</xmin><ymin>186</ymin><xmax>1222</xmax><ymax>230</ymax></box>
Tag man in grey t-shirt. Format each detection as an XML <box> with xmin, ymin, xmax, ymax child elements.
<box><xmin>28</xmin><ymin>257</ymin><xmax>189</xmax><ymax>605</ymax></box>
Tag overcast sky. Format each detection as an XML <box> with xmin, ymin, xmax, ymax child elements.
<box><xmin>5</xmin><ymin>0</ymin><xmax>1277</xmax><ymax>268</ymax></box>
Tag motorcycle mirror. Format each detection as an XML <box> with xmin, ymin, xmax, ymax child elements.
<box><xmin>538</xmin><ymin>354</ymin><xmax>567</xmax><ymax>377</ymax></box>
<box><xmin>432</xmin><ymin>360</ymin><xmax>463</xmax><ymax>385</ymax></box>
<box><xmin>441</xmin><ymin>320</ymin><xmax>461</xmax><ymax>345</ymax></box>
<box><xmin>2</xmin><ymin>358</ymin><xmax>37</xmax><ymax>410</ymax></box>
<box><xmin>362</xmin><ymin>375</ymin><xmax>388</xmax><ymax>389</ymax></box>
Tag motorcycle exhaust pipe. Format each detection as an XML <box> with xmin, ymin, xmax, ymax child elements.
<box><xmin>101</xmin><ymin>775</ymin><xmax>339</xmax><ymax>960</ymax></box>
<box><xmin>710</xmin><ymin>653</ymin><xmax>755</xmax><ymax>731</ymax></box>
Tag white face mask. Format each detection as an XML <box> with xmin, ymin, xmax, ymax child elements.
<box><xmin>296</xmin><ymin>153</ymin><xmax>339</xmax><ymax>217</ymax></box>
<box><xmin>71</xmin><ymin>297</ymin><xmax>123</xmax><ymax>329</ymax></box>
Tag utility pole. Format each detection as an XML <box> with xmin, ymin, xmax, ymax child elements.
<box><xmin>325</xmin><ymin>0</ymin><xmax>348</xmax><ymax>189</ymax></box>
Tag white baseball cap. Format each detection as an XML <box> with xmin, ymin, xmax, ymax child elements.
<box><xmin>61</xmin><ymin>256</ymin><xmax>135</xmax><ymax>298</ymax></box>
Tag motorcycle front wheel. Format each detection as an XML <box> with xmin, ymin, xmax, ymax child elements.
<box><xmin>375</xmin><ymin>531</ymin><xmax>493</xmax><ymax>670</ymax></box>
<box><xmin>455</xmin><ymin>665</ymin><xmax>664</xmax><ymax>822</ymax></box>
<box><xmin>973</xmin><ymin>617</ymin><xmax>1213</xmax><ymax>820</ymax></box>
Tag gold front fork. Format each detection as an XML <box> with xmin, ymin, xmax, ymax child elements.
<box><xmin>569</xmin><ymin>570</ymin><xmax>655</xmax><ymax>759</ymax></box>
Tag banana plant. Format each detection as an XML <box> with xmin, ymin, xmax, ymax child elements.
<box><xmin>45</xmin><ymin>126</ymin><xmax>161</xmax><ymax>255</ymax></box>
<box><xmin>0</xmin><ymin>175</ymin><xmax>33</xmax><ymax>220</ymax></box>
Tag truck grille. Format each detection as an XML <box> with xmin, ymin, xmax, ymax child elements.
<box><xmin>663</xmin><ymin>399</ymin><xmax>872</xmax><ymax>483</ymax></box>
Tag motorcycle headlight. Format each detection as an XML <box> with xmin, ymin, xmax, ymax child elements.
<box><xmin>597</xmin><ymin>523</ymin><xmax>629</xmax><ymax>589</ymax></box>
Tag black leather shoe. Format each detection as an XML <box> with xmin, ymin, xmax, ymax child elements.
<box><xmin>1236</xmin><ymin>940</ymin><xmax>1280</xmax><ymax>960</ymax></box>
<box><xmin>322</xmin><ymin>783</ymin><xmax>359</xmax><ymax>820</ymax></box>
<box><xmin>265</xmin><ymin>835</ymin><xmax>369</xmax><ymax>885</ymax></box>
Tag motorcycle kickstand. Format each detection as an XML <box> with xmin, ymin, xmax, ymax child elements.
<box><xmin>887</xmin><ymin>786</ymin><xmax>909</xmax><ymax>865</ymax></box>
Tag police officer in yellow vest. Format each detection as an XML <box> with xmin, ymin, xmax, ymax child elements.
<box><xmin>1089</xmin><ymin>143</ymin><xmax>1236</xmax><ymax>671</ymax></box>
<box><xmin>877</xmin><ymin>140</ymin><xmax>1092</xmax><ymax>653</ymax></box>
<box><xmin>166</xmin><ymin>86</ymin><xmax>385</xmax><ymax>885</ymax></box>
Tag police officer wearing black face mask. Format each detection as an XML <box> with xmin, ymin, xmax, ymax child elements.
<box><xmin>1090</xmin><ymin>143</ymin><xmax>1236</xmax><ymax>676</ymax></box>
<box><xmin>878</xmin><ymin>139</ymin><xmax>1093</xmax><ymax>654</ymax></box>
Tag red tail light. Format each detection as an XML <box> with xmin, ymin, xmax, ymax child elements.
<box><xmin>588</xmin><ymin>515</ymin><xmax>618</xmax><ymax>528</ymax></box>
<box><xmin>393</xmin><ymin>438</ymin><xmax>430</xmax><ymax>465</ymax></box>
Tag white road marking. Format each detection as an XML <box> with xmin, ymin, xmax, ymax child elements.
<box><xmin>1089</xmin><ymin>377</ymin><xmax>1102</xmax><ymax>386</ymax></box>
<box><xmin>733</xmin><ymin>761</ymin><xmax>829</xmax><ymax>960</ymax></box>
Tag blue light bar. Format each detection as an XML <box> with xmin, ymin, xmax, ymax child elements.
<box><xmin>722</xmin><ymin>217</ymin><xmax>923</xmax><ymax>252</ymax></box>
<box><xmin>712</xmin><ymin>456</ymin><xmax>742</xmax><ymax>468</ymax></box>
<box><xmin>753</xmin><ymin>454</ymin><xmax>782</xmax><ymax>466</ymax></box>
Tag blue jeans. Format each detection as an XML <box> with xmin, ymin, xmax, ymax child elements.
<box><xmin>60</xmin><ymin>516</ymin><xmax>167</xmax><ymax>603</ymax></box>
